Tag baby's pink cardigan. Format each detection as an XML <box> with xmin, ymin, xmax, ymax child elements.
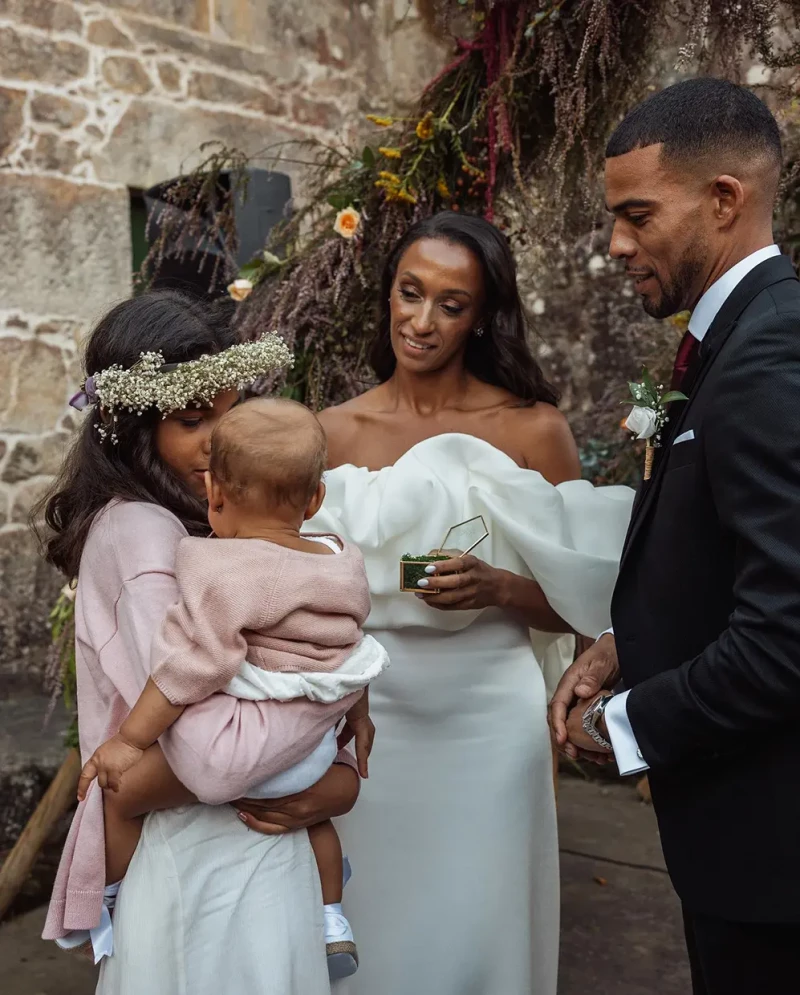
<box><xmin>152</xmin><ymin>535</ymin><xmax>370</xmax><ymax>704</ymax></box>
<box><xmin>43</xmin><ymin>501</ymin><xmax>358</xmax><ymax>939</ymax></box>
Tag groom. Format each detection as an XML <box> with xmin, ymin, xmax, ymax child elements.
<box><xmin>550</xmin><ymin>78</ymin><xmax>800</xmax><ymax>992</ymax></box>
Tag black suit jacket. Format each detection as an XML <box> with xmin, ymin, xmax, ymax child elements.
<box><xmin>611</xmin><ymin>254</ymin><xmax>800</xmax><ymax>923</ymax></box>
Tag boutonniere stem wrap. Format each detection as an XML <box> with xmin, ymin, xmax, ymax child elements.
<box><xmin>624</xmin><ymin>369</ymin><xmax>687</xmax><ymax>481</ymax></box>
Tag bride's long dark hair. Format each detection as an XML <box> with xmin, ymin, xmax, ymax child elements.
<box><xmin>370</xmin><ymin>211</ymin><xmax>559</xmax><ymax>406</ymax></box>
<box><xmin>36</xmin><ymin>290</ymin><xmax>235</xmax><ymax>579</ymax></box>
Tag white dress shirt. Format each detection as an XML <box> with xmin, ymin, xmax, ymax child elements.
<box><xmin>603</xmin><ymin>243</ymin><xmax>781</xmax><ymax>775</ymax></box>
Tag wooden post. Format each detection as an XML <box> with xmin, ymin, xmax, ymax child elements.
<box><xmin>0</xmin><ymin>748</ymin><xmax>81</xmax><ymax>921</ymax></box>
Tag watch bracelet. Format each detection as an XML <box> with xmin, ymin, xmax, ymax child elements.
<box><xmin>582</xmin><ymin>693</ymin><xmax>613</xmax><ymax>751</ymax></box>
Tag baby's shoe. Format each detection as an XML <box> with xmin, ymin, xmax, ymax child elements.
<box><xmin>324</xmin><ymin>903</ymin><xmax>358</xmax><ymax>981</ymax></box>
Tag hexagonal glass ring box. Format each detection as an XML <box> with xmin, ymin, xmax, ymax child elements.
<box><xmin>399</xmin><ymin>515</ymin><xmax>490</xmax><ymax>593</ymax></box>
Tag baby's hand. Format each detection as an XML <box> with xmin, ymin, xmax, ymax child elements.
<box><xmin>338</xmin><ymin>692</ymin><xmax>375</xmax><ymax>779</ymax></box>
<box><xmin>77</xmin><ymin>734</ymin><xmax>145</xmax><ymax>801</ymax></box>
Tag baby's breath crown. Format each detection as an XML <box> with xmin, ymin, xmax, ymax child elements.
<box><xmin>75</xmin><ymin>332</ymin><xmax>294</xmax><ymax>441</ymax></box>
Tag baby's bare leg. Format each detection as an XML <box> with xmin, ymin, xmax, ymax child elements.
<box><xmin>308</xmin><ymin>819</ymin><xmax>344</xmax><ymax>905</ymax></box>
<box><xmin>102</xmin><ymin>786</ymin><xmax>144</xmax><ymax>885</ymax></box>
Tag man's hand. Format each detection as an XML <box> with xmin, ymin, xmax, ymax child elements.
<box><xmin>565</xmin><ymin>695</ymin><xmax>614</xmax><ymax>761</ymax></box>
<box><xmin>549</xmin><ymin>633</ymin><xmax>620</xmax><ymax>757</ymax></box>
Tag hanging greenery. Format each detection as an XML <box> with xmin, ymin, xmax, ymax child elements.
<box><xmin>44</xmin><ymin>586</ymin><xmax>79</xmax><ymax>749</ymax></box>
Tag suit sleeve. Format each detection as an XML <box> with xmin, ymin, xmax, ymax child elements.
<box><xmin>626</xmin><ymin>309</ymin><xmax>800</xmax><ymax>770</ymax></box>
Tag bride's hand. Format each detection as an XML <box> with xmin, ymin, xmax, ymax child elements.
<box><xmin>416</xmin><ymin>553</ymin><xmax>503</xmax><ymax>611</ymax></box>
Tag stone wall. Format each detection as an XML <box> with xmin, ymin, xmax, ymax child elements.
<box><xmin>0</xmin><ymin>0</ymin><xmax>447</xmax><ymax>688</ymax></box>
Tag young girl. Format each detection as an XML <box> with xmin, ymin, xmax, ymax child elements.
<box><xmin>78</xmin><ymin>397</ymin><xmax>387</xmax><ymax>981</ymax></box>
<box><xmin>41</xmin><ymin>291</ymin><xmax>365</xmax><ymax>995</ymax></box>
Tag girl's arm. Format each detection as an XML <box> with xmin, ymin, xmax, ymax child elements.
<box><xmin>108</xmin><ymin>572</ymin><xmax>358</xmax><ymax>806</ymax></box>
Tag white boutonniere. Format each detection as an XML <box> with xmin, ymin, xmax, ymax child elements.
<box><xmin>624</xmin><ymin>369</ymin><xmax>687</xmax><ymax>480</ymax></box>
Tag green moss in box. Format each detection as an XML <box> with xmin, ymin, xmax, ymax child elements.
<box><xmin>400</xmin><ymin>554</ymin><xmax>449</xmax><ymax>593</ymax></box>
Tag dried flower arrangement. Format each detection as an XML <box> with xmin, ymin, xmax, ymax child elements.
<box><xmin>141</xmin><ymin>0</ymin><xmax>800</xmax><ymax>413</ymax></box>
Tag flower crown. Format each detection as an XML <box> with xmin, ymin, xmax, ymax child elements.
<box><xmin>70</xmin><ymin>332</ymin><xmax>293</xmax><ymax>441</ymax></box>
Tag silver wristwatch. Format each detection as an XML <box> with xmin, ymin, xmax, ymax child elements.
<box><xmin>582</xmin><ymin>694</ymin><xmax>614</xmax><ymax>751</ymax></box>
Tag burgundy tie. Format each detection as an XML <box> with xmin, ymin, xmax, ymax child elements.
<box><xmin>671</xmin><ymin>331</ymin><xmax>699</xmax><ymax>391</ymax></box>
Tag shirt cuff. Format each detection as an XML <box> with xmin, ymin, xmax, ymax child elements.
<box><xmin>604</xmin><ymin>690</ymin><xmax>649</xmax><ymax>776</ymax></box>
<box><xmin>597</xmin><ymin>626</ymin><xmax>614</xmax><ymax>641</ymax></box>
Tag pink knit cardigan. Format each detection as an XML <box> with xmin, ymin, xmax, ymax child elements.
<box><xmin>43</xmin><ymin>501</ymin><xmax>358</xmax><ymax>939</ymax></box>
<box><xmin>152</xmin><ymin>535</ymin><xmax>370</xmax><ymax>705</ymax></box>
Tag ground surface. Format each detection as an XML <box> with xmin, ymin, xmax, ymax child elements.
<box><xmin>0</xmin><ymin>774</ymin><xmax>690</xmax><ymax>994</ymax></box>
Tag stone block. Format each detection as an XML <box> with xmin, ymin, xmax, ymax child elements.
<box><xmin>0</xmin><ymin>174</ymin><xmax>132</xmax><ymax>319</ymax></box>
<box><xmin>0</xmin><ymin>528</ymin><xmax>62</xmax><ymax>681</ymax></box>
<box><xmin>94</xmin><ymin>97</ymin><xmax>308</xmax><ymax>191</ymax></box>
<box><xmin>86</xmin><ymin>17</ymin><xmax>134</xmax><ymax>49</ymax></box>
<box><xmin>102</xmin><ymin>55</ymin><xmax>154</xmax><ymax>95</ymax></box>
<box><xmin>0</xmin><ymin>0</ymin><xmax>83</xmax><ymax>34</ymax></box>
<box><xmin>122</xmin><ymin>14</ymin><xmax>280</xmax><ymax>81</ymax></box>
<box><xmin>0</xmin><ymin>87</ymin><xmax>26</xmax><ymax>158</ymax></box>
<box><xmin>388</xmin><ymin>18</ymin><xmax>448</xmax><ymax>108</ymax></box>
<box><xmin>0</xmin><ymin>27</ymin><xmax>89</xmax><ymax>85</ymax></box>
<box><xmin>11</xmin><ymin>477</ymin><xmax>53</xmax><ymax>523</ymax></box>
<box><xmin>215</xmin><ymin>0</ymin><xmax>378</xmax><ymax>78</ymax></box>
<box><xmin>157</xmin><ymin>60</ymin><xmax>181</xmax><ymax>91</ymax></box>
<box><xmin>30</xmin><ymin>93</ymin><xmax>88</xmax><ymax>129</ymax></box>
<box><xmin>2</xmin><ymin>432</ymin><xmax>71</xmax><ymax>483</ymax></box>
<box><xmin>187</xmin><ymin>71</ymin><xmax>283</xmax><ymax>115</ymax></box>
<box><xmin>78</xmin><ymin>0</ymin><xmax>209</xmax><ymax>31</ymax></box>
<box><xmin>0</xmin><ymin>338</ymin><xmax>70</xmax><ymax>434</ymax></box>
<box><xmin>291</xmin><ymin>93</ymin><xmax>342</xmax><ymax>131</ymax></box>
<box><xmin>26</xmin><ymin>132</ymin><xmax>80</xmax><ymax>173</ymax></box>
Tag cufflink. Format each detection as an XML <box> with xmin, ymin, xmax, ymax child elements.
<box><xmin>637</xmin><ymin>750</ymin><xmax>643</xmax><ymax>759</ymax></box>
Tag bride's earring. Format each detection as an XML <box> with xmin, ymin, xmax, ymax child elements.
<box><xmin>474</xmin><ymin>325</ymin><xmax>485</xmax><ymax>337</ymax></box>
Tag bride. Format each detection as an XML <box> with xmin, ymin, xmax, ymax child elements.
<box><xmin>313</xmin><ymin>211</ymin><xmax>633</xmax><ymax>994</ymax></box>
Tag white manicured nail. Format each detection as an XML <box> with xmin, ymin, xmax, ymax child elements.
<box><xmin>417</xmin><ymin>578</ymin><xmax>429</xmax><ymax>588</ymax></box>
<box><xmin>424</xmin><ymin>565</ymin><xmax>437</xmax><ymax>574</ymax></box>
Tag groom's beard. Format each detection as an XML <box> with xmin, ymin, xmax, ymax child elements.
<box><xmin>642</xmin><ymin>245</ymin><xmax>706</xmax><ymax>320</ymax></box>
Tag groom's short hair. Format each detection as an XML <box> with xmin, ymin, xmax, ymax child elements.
<box><xmin>606</xmin><ymin>78</ymin><xmax>782</xmax><ymax>173</ymax></box>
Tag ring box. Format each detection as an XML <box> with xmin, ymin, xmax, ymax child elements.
<box><xmin>399</xmin><ymin>515</ymin><xmax>489</xmax><ymax>594</ymax></box>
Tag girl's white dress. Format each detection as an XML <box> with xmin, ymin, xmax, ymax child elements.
<box><xmin>307</xmin><ymin>434</ymin><xmax>634</xmax><ymax>995</ymax></box>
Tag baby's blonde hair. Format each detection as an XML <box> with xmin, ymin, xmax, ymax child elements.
<box><xmin>209</xmin><ymin>397</ymin><xmax>327</xmax><ymax>511</ymax></box>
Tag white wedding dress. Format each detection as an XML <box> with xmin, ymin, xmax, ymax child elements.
<box><xmin>308</xmin><ymin>434</ymin><xmax>633</xmax><ymax>995</ymax></box>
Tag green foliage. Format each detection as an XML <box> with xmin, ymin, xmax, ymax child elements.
<box><xmin>48</xmin><ymin>589</ymin><xmax>78</xmax><ymax>749</ymax></box>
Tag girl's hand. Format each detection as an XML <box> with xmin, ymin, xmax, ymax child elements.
<box><xmin>415</xmin><ymin>554</ymin><xmax>505</xmax><ymax>612</ymax></box>
<box><xmin>232</xmin><ymin>762</ymin><xmax>360</xmax><ymax>835</ymax></box>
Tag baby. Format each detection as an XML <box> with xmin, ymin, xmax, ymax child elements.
<box><xmin>78</xmin><ymin>397</ymin><xmax>387</xmax><ymax>981</ymax></box>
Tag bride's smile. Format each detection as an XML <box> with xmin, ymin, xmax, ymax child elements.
<box><xmin>389</xmin><ymin>236</ymin><xmax>485</xmax><ymax>374</ymax></box>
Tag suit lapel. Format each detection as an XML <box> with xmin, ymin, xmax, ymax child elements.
<box><xmin>619</xmin><ymin>254</ymin><xmax>798</xmax><ymax>570</ymax></box>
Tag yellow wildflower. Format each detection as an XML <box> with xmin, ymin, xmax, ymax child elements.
<box><xmin>333</xmin><ymin>206</ymin><xmax>361</xmax><ymax>240</ymax></box>
<box><xmin>378</xmin><ymin>146</ymin><xmax>402</xmax><ymax>160</ymax></box>
<box><xmin>436</xmin><ymin>177</ymin><xmax>451</xmax><ymax>199</ymax></box>
<box><xmin>366</xmin><ymin>114</ymin><xmax>393</xmax><ymax>127</ymax></box>
<box><xmin>378</xmin><ymin>170</ymin><xmax>401</xmax><ymax>184</ymax></box>
<box><xmin>415</xmin><ymin>111</ymin><xmax>435</xmax><ymax>142</ymax></box>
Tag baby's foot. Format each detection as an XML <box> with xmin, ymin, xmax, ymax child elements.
<box><xmin>324</xmin><ymin>903</ymin><xmax>358</xmax><ymax>981</ymax></box>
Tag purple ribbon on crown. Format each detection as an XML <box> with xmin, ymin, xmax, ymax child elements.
<box><xmin>69</xmin><ymin>375</ymin><xmax>97</xmax><ymax>411</ymax></box>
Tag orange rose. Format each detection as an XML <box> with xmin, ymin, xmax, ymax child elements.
<box><xmin>333</xmin><ymin>206</ymin><xmax>361</xmax><ymax>240</ymax></box>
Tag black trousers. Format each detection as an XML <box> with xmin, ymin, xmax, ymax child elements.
<box><xmin>683</xmin><ymin>907</ymin><xmax>800</xmax><ymax>994</ymax></box>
